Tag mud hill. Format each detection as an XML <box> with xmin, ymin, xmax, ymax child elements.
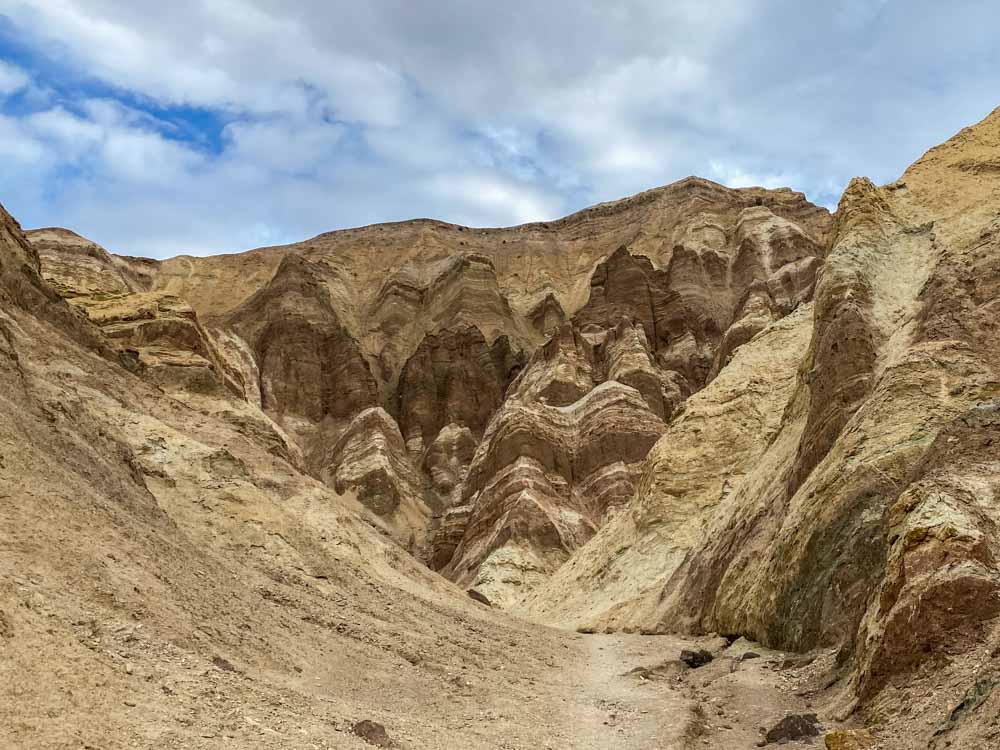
<box><xmin>3</xmin><ymin>106</ymin><xmax>1000</xmax><ymax>749</ymax></box>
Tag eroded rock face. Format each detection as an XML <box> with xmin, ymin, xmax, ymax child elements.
<box><xmin>14</xmin><ymin>106</ymin><xmax>1000</xmax><ymax>749</ymax></box>
<box><xmin>320</xmin><ymin>407</ymin><xmax>431</xmax><ymax>550</ymax></box>
<box><xmin>670</xmin><ymin>111</ymin><xmax>1000</xmax><ymax>667</ymax></box>
<box><xmin>28</xmin><ymin>177</ymin><xmax>830</xmax><ymax>594</ymax></box>
<box><xmin>230</xmin><ymin>254</ymin><xmax>378</xmax><ymax>425</ymax></box>
<box><xmin>365</xmin><ymin>252</ymin><xmax>532</xmax><ymax>390</ymax></box>
<box><xmin>26</xmin><ymin>229</ymin><xmax>243</xmax><ymax>396</ymax></box>
<box><xmin>575</xmin><ymin>207</ymin><xmax>822</xmax><ymax>395</ymax></box>
<box><xmin>29</xmin><ymin>227</ymin><xmax>156</xmax><ymax>297</ymax></box>
<box><xmin>396</xmin><ymin>326</ymin><xmax>522</xmax><ymax>454</ymax></box>
<box><xmin>516</xmin><ymin>303</ymin><xmax>814</xmax><ymax>628</ymax></box>
<box><xmin>422</xmin><ymin>423</ymin><xmax>478</xmax><ymax>506</ymax></box>
<box><xmin>517</xmin><ymin>105</ymin><xmax>1000</xmax><ymax>742</ymax></box>
<box><xmin>2</xmin><ymin>211</ymin><xmax>113</xmax><ymax>360</ymax></box>
<box><xmin>440</xmin><ymin>380</ymin><xmax>667</xmax><ymax>606</ymax></box>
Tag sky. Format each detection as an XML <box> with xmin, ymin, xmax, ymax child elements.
<box><xmin>0</xmin><ymin>1</ymin><xmax>997</xmax><ymax>259</ymax></box>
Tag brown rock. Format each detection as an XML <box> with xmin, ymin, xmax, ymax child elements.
<box><xmin>439</xmin><ymin>379</ymin><xmax>667</xmax><ymax>606</ymax></box>
<box><xmin>679</xmin><ymin>648</ymin><xmax>713</xmax><ymax>669</ymax></box>
<box><xmin>319</xmin><ymin>407</ymin><xmax>431</xmax><ymax>549</ymax></box>
<box><xmin>764</xmin><ymin>713</ymin><xmax>820</xmax><ymax>744</ymax></box>
<box><xmin>422</xmin><ymin>422</ymin><xmax>478</xmax><ymax>507</ymax></box>
<box><xmin>397</xmin><ymin>325</ymin><xmax>522</xmax><ymax>453</ymax></box>
<box><xmin>230</xmin><ymin>254</ymin><xmax>378</xmax><ymax>423</ymax></box>
<box><xmin>466</xmin><ymin>588</ymin><xmax>492</xmax><ymax>606</ymax></box>
<box><xmin>351</xmin><ymin>719</ymin><xmax>395</xmax><ymax>748</ymax></box>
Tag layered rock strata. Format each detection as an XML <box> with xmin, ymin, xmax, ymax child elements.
<box><xmin>14</xmin><ymin>107</ymin><xmax>1000</xmax><ymax>746</ymax></box>
<box><xmin>520</xmin><ymin>105</ymin><xmax>1000</xmax><ymax>744</ymax></box>
<box><xmin>28</xmin><ymin>178</ymin><xmax>832</xmax><ymax>596</ymax></box>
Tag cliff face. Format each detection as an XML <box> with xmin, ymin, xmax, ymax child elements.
<box><xmin>15</xmin><ymin>106</ymin><xmax>1000</xmax><ymax>747</ymax></box>
<box><xmin>31</xmin><ymin>178</ymin><xmax>831</xmax><ymax>594</ymax></box>
<box><xmin>520</xmin><ymin>105</ymin><xmax>1000</xmax><ymax>743</ymax></box>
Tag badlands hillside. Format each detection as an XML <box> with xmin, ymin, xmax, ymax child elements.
<box><xmin>2</xmin><ymin>106</ymin><xmax>1000</xmax><ymax>749</ymax></box>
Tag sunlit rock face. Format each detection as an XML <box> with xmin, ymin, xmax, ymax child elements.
<box><xmin>29</xmin><ymin>176</ymin><xmax>832</xmax><ymax>595</ymax></box>
<box><xmin>518</xmin><ymin>105</ymin><xmax>1000</xmax><ymax>744</ymax></box>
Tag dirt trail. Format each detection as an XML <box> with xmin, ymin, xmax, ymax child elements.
<box><xmin>559</xmin><ymin>634</ymin><xmax>693</xmax><ymax>748</ymax></box>
<box><xmin>537</xmin><ymin>631</ymin><xmax>839</xmax><ymax>750</ymax></box>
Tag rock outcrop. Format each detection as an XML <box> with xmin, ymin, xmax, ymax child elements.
<box><xmin>441</xmin><ymin>378</ymin><xmax>667</xmax><ymax>606</ymax></box>
<box><xmin>396</xmin><ymin>325</ymin><xmax>522</xmax><ymax>455</ymax></box>
<box><xmin>28</xmin><ymin>228</ymin><xmax>245</xmax><ymax>396</ymax></box>
<box><xmin>229</xmin><ymin>254</ymin><xmax>378</xmax><ymax>426</ymax></box>
<box><xmin>320</xmin><ymin>407</ymin><xmax>431</xmax><ymax>550</ymax></box>
<box><xmin>517</xmin><ymin>302</ymin><xmax>814</xmax><ymax>628</ymax></box>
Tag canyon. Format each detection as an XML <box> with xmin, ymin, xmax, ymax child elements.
<box><xmin>2</xmin><ymin>106</ymin><xmax>1000</xmax><ymax>749</ymax></box>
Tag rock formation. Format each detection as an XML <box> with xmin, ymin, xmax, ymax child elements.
<box><xmin>28</xmin><ymin>176</ymin><xmax>831</xmax><ymax>590</ymax></box>
<box><xmin>30</xmin><ymin>228</ymin><xmax>245</xmax><ymax>396</ymax></box>
<box><xmin>7</xmin><ymin>106</ymin><xmax>1000</xmax><ymax>748</ymax></box>
<box><xmin>522</xmin><ymin>106</ymin><xmax>1000</xmax><ymax>746</ymax></box>
<box><xmin>319</xmin><ymin>406</ymin><xmax>431</xmax><ymax>551</ymax></box>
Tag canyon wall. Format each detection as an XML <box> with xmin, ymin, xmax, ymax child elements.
<box><xmin>14</xmin><ymin>106</ymin><xmax>1000</xmax><ymax>744</ymax></box>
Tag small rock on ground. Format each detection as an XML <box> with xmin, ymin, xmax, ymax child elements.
<box><xmin>680</xmin><ymin>649</ymin><xmax>713</xmax><ymax>669</ymax></box>
<box><xmin>760</xmin><ymin>713</ymin><xmax>821</xmax><ymax>745</ymax></box>
<box><xmin>352</xmin><ymin>719</ymin><xmax>396</xmax><ymax>748</ymax></box>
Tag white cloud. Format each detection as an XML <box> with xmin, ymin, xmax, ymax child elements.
<box><xmin>0</xmin><ymin>0</ymin><xmax>410</xmax><ymax>123</ymax></box>
<box><xmin>27</xmin><ymin>107</ymin><xmax>102</xmax><ymax>146</ymax></box>
<box><xmin>0</xmin><ymin>60</ymin><xmax>29</xmax><ymax>96</ymax></box>
<box><xmin>0</xmin><ymin>1</ymin><xmax>997</xmax><ymax>257</ymax></box>
<box><xmin>708</xmin><ymin>160</ymin><xmax>799</xmax><ymax>191</ymax></box>
<box><xmin>101</xmin><ymin>128</ymin><xmax>202</xmax><ymax>184</ymax></box>
<box><xmin>224</xmin><ymin>117</ymin><xmax>346</xmax><ymax>174</ymax></box>
<box><xmin>0</xmin><ymin>115</ymin><xmax>48</xmax><ymax>164</ymax></box>
<box><xmin>425</xmin><ymin>173</ymin><xmax>562</xmax><ymax>227</ymax></box>
<box><xmin>15</xmin><ymin>97</ymin><xmax>205</xmax><ymax>185</ymax></box>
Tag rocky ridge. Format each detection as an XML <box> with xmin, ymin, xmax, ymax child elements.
<box><xmin>27</xmin><ymin>177</ymin><xmax>831</xmax><ymax>588</ymax></box>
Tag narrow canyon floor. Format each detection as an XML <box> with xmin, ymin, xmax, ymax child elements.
<box><xmin>538</xmin><ymin>632</ymin><xmax>832</xmax><ymax>750</ymax></box>
<box><xmin>3</xmin><ymin>598</ymin><xmax>845</xmax><ymax>750</ymax></box>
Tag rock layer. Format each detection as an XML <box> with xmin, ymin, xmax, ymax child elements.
<box><xmin>28</xmin><ymin>177</ymin><xmax>828</xmax><ymax>586</ymax></box>
<box><xmin>442</xmin><ymin>379</ymin><xmax>667</xmax><ymax>606</ymax></box>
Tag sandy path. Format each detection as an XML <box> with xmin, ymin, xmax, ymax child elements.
<box><xmin>529</xmin><ymin>631</ymin><xmax>838</xmax><ymax>750</ymax></box>
<box><xmin>555</xmin><ymin>633</ymin><xmax>696</xmax><ymax>749</ymax></box>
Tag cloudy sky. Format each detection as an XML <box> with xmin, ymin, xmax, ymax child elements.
<box><xmin>0</xmin><ymin>1</ymin><xmax>997</xmax><ymax>258</ymax></box>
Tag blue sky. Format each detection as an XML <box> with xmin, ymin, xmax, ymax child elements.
<box><xmin>0</xmin><ymin>1</ymin><xmax>997</xmax><ymax>259</ymax></box>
